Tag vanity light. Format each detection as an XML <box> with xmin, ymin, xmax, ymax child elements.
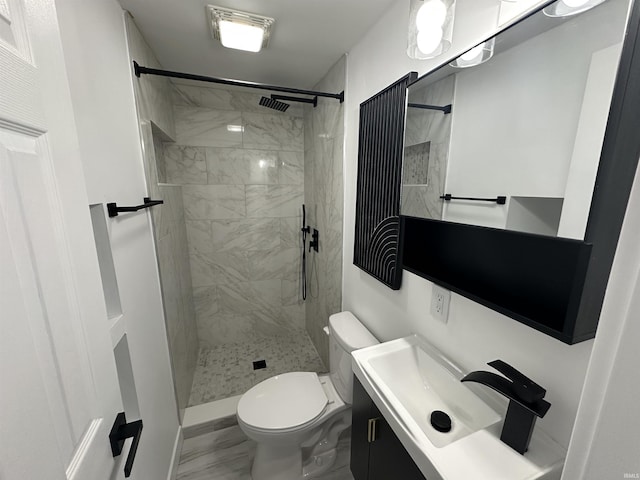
<box><xmin>207</xmin><ymin>5</ymin><xmax>275</xmax><ymax>53</ymax></box>
<box><xmin>407</xmin><ymin>0</ymin><xmax>456</xmax><ymax>59</ymax></box>
<box><xmin>450</xmin><ymin>38</ymin><xmax>495</xmax><ymax>68</ymax></box>
<box><xmin>543</xmin><ymin>0</ymin><xmax>609</xmax><ymax>17</ymax></box>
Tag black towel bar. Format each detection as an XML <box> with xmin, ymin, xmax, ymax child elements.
<box><xmin>408</xmin><ymin>102</ymin><xmax>452</xmax><ymax>114</ymax></box>
<box><xmin>440</xmin><ymin>194</ymin><xmax>507</xmax><ymax>205</ymax></box>
<box><xmin>107</xmin><ymin>197</ymin><xmax>164</xmax><ymax>217</ymax></box>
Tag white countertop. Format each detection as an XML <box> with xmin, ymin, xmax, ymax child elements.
<box><xmin>352</xmin><ymin>341</ymin><xmax>566</xmax><ymax>480</ymax></box>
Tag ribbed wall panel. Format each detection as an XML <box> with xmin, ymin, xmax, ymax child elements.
<box><xmin>353</xmin><ymin>73</ymin><xmax>416</xmax><ymax>289</ymax></box>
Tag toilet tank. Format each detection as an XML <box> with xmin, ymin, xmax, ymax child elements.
<box><xmin>329</xmin><ymin>312</ymin><xmax>378</xmax><ymax>404</ymax></box>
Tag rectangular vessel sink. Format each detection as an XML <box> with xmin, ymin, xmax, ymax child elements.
<box><xmin>352</xmin><ymin>335</ymin><xmax>501</xmax><ymax>448</ymax></box>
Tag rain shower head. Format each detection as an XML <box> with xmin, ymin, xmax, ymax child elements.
<box><xmin>259</xmin><ymin>96</ymin><xmax>290</xmax><ymax>112</ymax></box>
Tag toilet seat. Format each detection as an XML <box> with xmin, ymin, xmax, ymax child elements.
<box><xmin>237</xmin><ymin>372</ymin><xmax>329</xmax><ymax>433</ymax></box>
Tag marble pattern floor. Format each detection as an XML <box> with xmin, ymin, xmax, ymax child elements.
<box><xmin>188</xmin><ymin>332</ymin><xmax>326</xmax><ymax>406</ymax></box>
<box><xmin>176</xmin><ymin>425</ymin><xmax>354</xmax><ymax>480</ymax></box>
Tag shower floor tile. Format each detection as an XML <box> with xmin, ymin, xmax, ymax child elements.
<box><xmin>188</xmin><ymin>331</ymin><xmax>326</xmax><ymax>406</ymax></box>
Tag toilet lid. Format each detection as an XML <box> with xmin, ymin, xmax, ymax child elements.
<box><xmin>237</xmin><ymin>372</ymin><xmax>328</xmax><ymax>431</ymax></box>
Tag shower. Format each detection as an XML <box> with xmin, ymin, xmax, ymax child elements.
<box><xmin>131</xmin><ymin>55</ymin><xmax>346</xmax><ymax>413</ymax></box>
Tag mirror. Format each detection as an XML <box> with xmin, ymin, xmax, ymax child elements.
<box><xmin>401</xmin><ymin>0</ymin><xmax>629</xmax><ymax>239</ymax></box>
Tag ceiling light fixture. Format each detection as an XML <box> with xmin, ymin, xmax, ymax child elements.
<box><xmin>450</xmin><ymin>38</ymin><xmax>496</xmax><ymax>68</ymax></box>
<box><xmin>207</xmin><ymin>5</ymin><xmax>275</xmax><ymax>53</ymax></box>
<box><xmin>543</xmin><ymin>0</ymin><xmax>609</xmax><ymax>17</ymax></box>
<box><xmin>407</xmin><ymin>0</ymin><xmax>456</xmax><ymax>59</ymax></box>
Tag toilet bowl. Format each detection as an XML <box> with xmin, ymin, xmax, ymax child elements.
<box><xmin>236</xmin><ymin>312</ymin><xmax>378</xmax><ymax>480</ymax></box>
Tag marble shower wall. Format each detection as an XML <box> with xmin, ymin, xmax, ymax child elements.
<box><xmin>166</xmin><ymin>84</ymin><xmax>306</xmax><ymax>347</ymax></box>
<box><xmin>304</xmin><ymin>57</ymin><xmax>346</xmax><ymax>366</ymax></box>
<box><xmin>402</xmin><ymin>75</ymin><xmax>455</xmax><ymax>219</ymax></box>
<box><xmin>125</xmin><ymin>15</ymin><xmax>199</xmax><ymax>421</ymax></box>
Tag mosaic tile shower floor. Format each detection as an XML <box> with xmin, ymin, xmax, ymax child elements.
<box><xmin>188</xmin><ymin>331</ymin><xmax>327</xmax><ymax>406</ymax></box>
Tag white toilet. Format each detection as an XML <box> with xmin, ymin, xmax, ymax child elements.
<box><xmin>237</xmin><ymin>311</ymin><xmax>378</xmax><ymax>480</ymax></box>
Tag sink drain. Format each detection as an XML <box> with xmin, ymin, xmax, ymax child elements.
<box><xmin>430</xmin><ymin>410</ymin><xmax>452</xmax><ymax>433</ymax></box>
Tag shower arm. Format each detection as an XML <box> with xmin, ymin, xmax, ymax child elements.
<box><xmin>272</xmin><ymin>94</ymin><xmax>318</xmax><ymax>108</ymax></box>
<box><xmin>133</xmin><ymin>62</ymin><xmax>344</xmax><ymax>103</ymax></box>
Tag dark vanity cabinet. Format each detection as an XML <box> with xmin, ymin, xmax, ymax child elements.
<box><xmin>351</xmin><ymin>376</ymin><xmax>426</xmax><ymax>480</ymax></box>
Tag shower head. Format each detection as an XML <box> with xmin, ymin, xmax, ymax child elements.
<box><xmin>259</xmin><ymin>96</ymin><xmax>290</xmax><ymax>112</ymax></box>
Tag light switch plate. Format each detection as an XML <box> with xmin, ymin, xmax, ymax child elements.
<box><xmin>430</xmin><ymin>284</ymin><xmax>451</xmax><ymax>324</ymax></box>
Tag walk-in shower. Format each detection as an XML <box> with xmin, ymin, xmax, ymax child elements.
<box><xmin>128</xmin><ymin>21</ymin><xmax>346</xmax><ymax>418</ymax></box>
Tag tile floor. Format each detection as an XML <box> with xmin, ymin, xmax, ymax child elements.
<box><xmin>176</xmin><ymin>424</ymin><xmax>354</xmax><ymax>480</ymax></box>
<box><xmin>188</xmin><ymin>331</ymin><xmax>326</xmax><ymax>406</ymax></box>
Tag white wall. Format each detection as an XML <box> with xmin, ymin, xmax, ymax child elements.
<box><xmin>54</xmin><ymin>0</ymin><xmax>179</xmax><ymax>477</ymax></box>
<box><xmin>561</xmin><ymin>153</ymin><xmax>640</xmax><ymax>478</ymax></box>
<box><xmin>343</xmin><ymin>0</ymin><xmax>602</xmax><ymax>449</ymax></box>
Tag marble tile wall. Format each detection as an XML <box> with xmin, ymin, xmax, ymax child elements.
<box><xmin>303</xmin><ymin>57</ymin><xmax>346</xmax><ymax>366</ymax></box>
<box><xmin>126</xmin><ymin>15</ymin><xmax>198</xmax><ymax>422</ymax></box>
<box><xmin>166</xmin><ymin>83</ymin><xmax>307</xmax><ymax>348</ymax></box>
<box><xmin>124</xmin><ymin>14</ymin><xmax>175</xmax><ymax>139</ymax></box>
<box><xmin>402</xmin><ymin>75</ymin><xmax>455</xmax><ymax>220</ymax></box>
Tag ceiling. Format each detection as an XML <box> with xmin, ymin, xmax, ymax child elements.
<box><xmin>119</xmin><ymin>0</ymin><xmax>398</xmax><ymax>89</ymax></box>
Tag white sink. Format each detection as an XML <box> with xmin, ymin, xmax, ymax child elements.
<box><xmin>352</xmin><ymin>335</ymin><xmax>500</xmax><ymax>448</ymax></box>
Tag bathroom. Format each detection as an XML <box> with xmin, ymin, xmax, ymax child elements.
<box><xmin>2</xmin><ymin>0</ymin><xmax>640</xmax><ymax>479</ymax></box>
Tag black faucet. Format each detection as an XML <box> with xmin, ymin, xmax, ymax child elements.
<box><xmin>461</xmin><ymin>360</ymin><xmax>551</xmax><ymax>455</ymax></box>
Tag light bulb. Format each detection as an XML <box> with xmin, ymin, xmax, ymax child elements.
<box><xmin>460</xmin><ymin>43</ymin><xmax>485</xmax><ymax>62</ymax></box>
<box><xmin>416</xmin><ymin>0</ymin><xmax>447</xmax><ymax>31</ymax></box>
<box><xmin>562</xmin><ymin>0</ymin><xmax>590</xmax><ymax>6</ymax></box>
<box><xmin>417</xmin><ymin>27</ymin><xmax>444</xmax><ymax>55</ymax></box>
<box><xmin>219</xmin><ymin>20</ymin><xmax>264</xmax><ymax>52</ymax></box>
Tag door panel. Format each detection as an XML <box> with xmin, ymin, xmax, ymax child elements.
<box><xmin>351</xmin><ymin>377</ymin><xmax>374</xmax><ymax>480</ymax></box>
<box><xmin>0</xmin><ymin>206</ymin><xmax>68</xmax><ymax>479</ymax></box>
<box><xmin>0</xmin><ymin>113</ymin><xmax>120</xmax><ymax>480</ymax></box>
<box><xmin>351</xmin><ymin>376</ymin><xmax>427</xmax><ymax>480</ymax></box>
<box><xmin>0</xmin><ymin>0</ymin><xmax>125</xmax><ymax>477</ymax></box>
<box><xmin>368</xmin><ymin>411</ymin><xmax>426</xmax><ymax>480</ymax></box>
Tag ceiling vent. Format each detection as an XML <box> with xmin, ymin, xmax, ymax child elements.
<box><xmin>207</xmin><ymin>5</ymin><xmax>275</xmax><ymax>53</ymax></box>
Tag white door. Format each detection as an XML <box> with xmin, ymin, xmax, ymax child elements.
<box><xmin>0</xmin><ymin>0</ymin><xmax>129</xmax><ymax>478</ymax></box>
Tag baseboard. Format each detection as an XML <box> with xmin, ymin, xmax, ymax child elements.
<box><xmin>166</xmin><ymin>426</ymin><xmax>183</xmax><ymax>480</ymax></box>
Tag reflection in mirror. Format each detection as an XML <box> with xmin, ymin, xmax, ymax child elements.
<box><xmin>402</xmin><ymin>75</ymin><xmax>454</xmax><ymax>220</ymax></box>
<box><xmin>401</xmin><ymin>0</ymin><xmax>630</xmax><ymax>239</ymax></box>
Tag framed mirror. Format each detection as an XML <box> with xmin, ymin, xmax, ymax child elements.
<box><xmin>401</xmin><ymin>0</ymin><xmax>629</xmax><ymax>240</ymax></box>
<box><xmin>400</xmin><ymin>0</ymin><xmax>640</xmax><ymax>343</ymax></box>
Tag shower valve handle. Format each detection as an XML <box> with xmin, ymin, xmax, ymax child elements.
<box><xmin>309</xmin><ymin>229</ymin><xmax>319</xmax><ymax>252</ymax></box>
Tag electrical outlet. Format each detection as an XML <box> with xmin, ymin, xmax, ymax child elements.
<box><xmin>430</xmin><ymin>285</ymin><xmax>451</xmax><ymax>323</ymax></box>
